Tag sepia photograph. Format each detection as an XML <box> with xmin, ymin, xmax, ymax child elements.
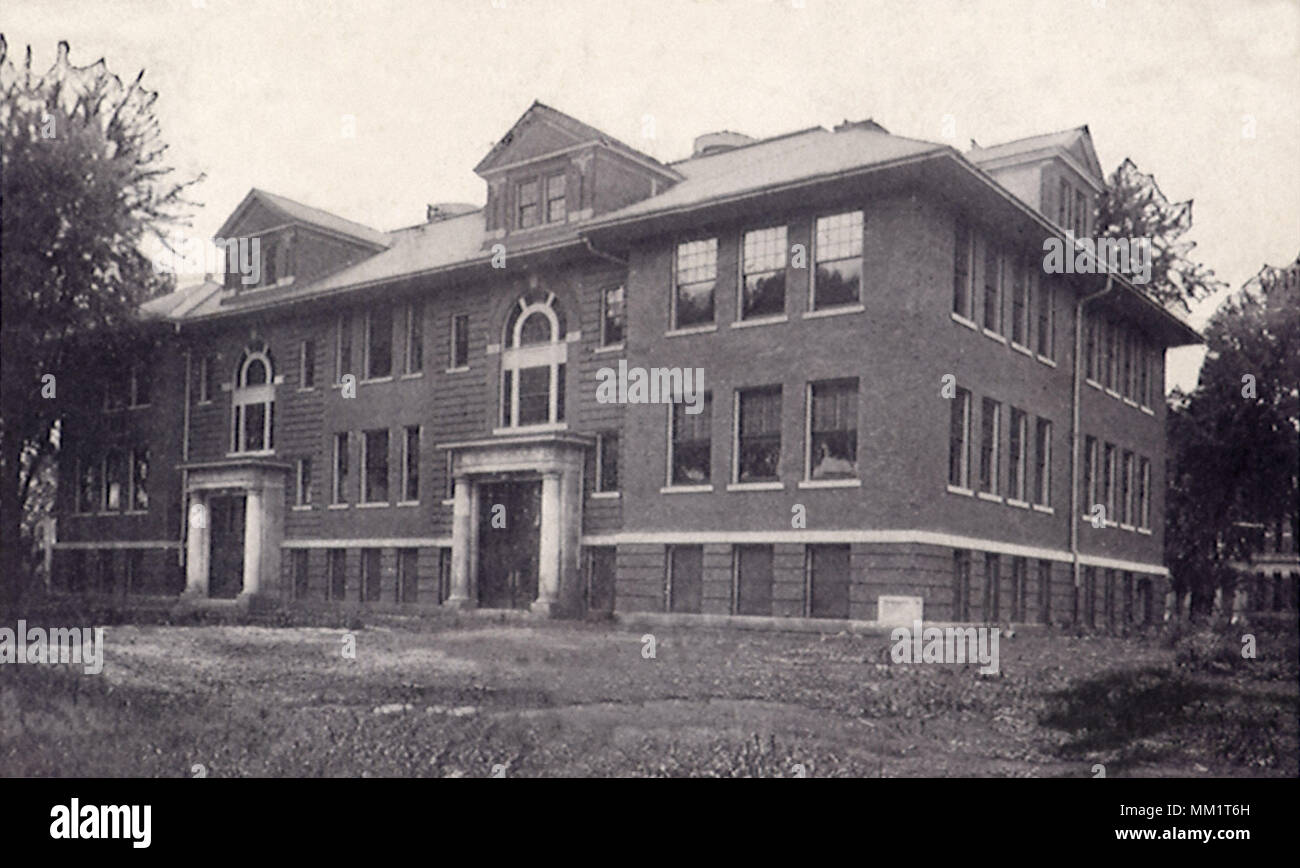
<box><xmin>1</xmin><ymin>0</ymin><xmax>1296</xmax><ymax>850</ymax></box>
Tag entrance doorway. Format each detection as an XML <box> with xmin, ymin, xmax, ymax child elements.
<box><xmin>208</xmin><ymin>493</ymin><xmax>246</xmax><ymax>598</ymax></box>
<box><xmin>477</xmin><ymin>480</ymin><xmax>541</xmax><ymax>609</ymax></box>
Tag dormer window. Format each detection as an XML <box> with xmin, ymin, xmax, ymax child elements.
<box><xmin>515</xmin><ymin>171</ymin><xmax>568</xmax><ymax>230</ymax></box>
<box><xmin>546</xmin><ymin>173</ymin><xmax>566</xmax><ymax>223</ymax></box>
<box><xmin>518</xmin><ymin>179</ymin><xmax>539</xmax><ymax>228</ymax></box>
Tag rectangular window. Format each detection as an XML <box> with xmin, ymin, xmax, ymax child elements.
<box><xmin>948</xmin><ymin>386</ymin><xmax>971</xmax><ymax>488</ymax></box>
<box><xmin>1137</xmin><ymin>336</ymin><xmax>1149</xmax><ymax>406</ymax></box>
<box><xmin>813</xmin><ymin>210</ymin><xmax>863</xmax><ymax>310</ymax></box>
<box><xmin>517</xmin><ymin>178</ymin><xmax>539</xmax><ymax>229</ymax></box>
<box><xmin>1074</xmin><ymin>189</ymin><xmax>1088</xmax><ymax>238</ymax></box>
<box><xmin>952</xmin><ymin>220</ymin><xmax>973</xmax><ymax>319</ymax></box>
<box><xmin>131</xmin><ymin>448</ymin><xmax>149</xmax><ymax>511</ymax></box>
<box><xmin>131</xmin><ymin>365</ymin><xmax>152</xmax><ymax>407</ymax></box>
<box><xmin>1033</xmin><ymin>418</ymin><xmax>1052</xmax><ymax>506</ymax></box>
<box><xmin>1102</xmin><ymin>442</ymin><xmax>1116</xmax><ymax>522</ymax></box>
<box><xmin>1105</xmin><ymin>320</ymin><xmax>1118</xmax><ymax>389</ymax></box>
<box><xmin>444</xmin><ymin>451</ymin><xmax>455</xmax><ymax>501</ymax></box>
<box><xmin>596</xmin><ymin>431</ymin><xmax>619</xmax><ymax>493</ymax></box>
<box><xmin>545</xmin><ymin>173</ymin><xmax>566</xmax><ymax>223</ymax></box>
<box><xmin>1120</xmin><ymin>450</ymin><xmax>1134</xmax><ymax>525</ymax></box>
<box><xmin>292</xmin><ymin>550</ymin><xmax>309</xmax><ymax>599</ymax></box>
<box><xmin>362</xmin><ymin>429</ymin><xmax>389</xmax><ymax>504</ymax></box>
<box><xmin>333</xmin><ymin>432</ymin><xmax>349</xmax><ymax>504</ymax></box>
<box><xmin>673</xmin><ymin>238</ymin><xmax>717</xmax><ymax>329</ymax></box>
<box><xmin>328</xmin><ymin>549</ymin><xmax>346</xmax><ymax>601</ymax></box>
<box><xmin>1010</xmin><ymin>257</ymin><xmax>1028</xmax><ymax>347</ymax></box>
<box><xmin>1009</xmin><ymin>556</ymin><xmax>1027</xmax><ymax>622</ymax></box>
<box><xmin>337</xmin><ymin>313</ymin><xmax>353</xmax><ymax>383</ymax></box>
<box><xmin>952</xmin><ymin>549</ymin><xmax>972</xmax><ymax>621</ymax></box>
<box><xmin>398</xmin><ymin>548</ymin><xmax>419</xmax><ymax>603</ymax></box>
<box><xmin>670</xmin><ymin>394</ymin><xmax>712</xmax><ymax>485</ymax></box>
<box><xmin>1082</xmin><ymin>435</ymin><xmax>1097</xmax><ymax>515</ymax></box>
<box><xmin>198</xmin><ymin>355</ymin><xmax>214</xmax><ymax>402</ymax></box>
<box><xmin>1037</xmin><ymin>559</ymin><xmax>1052</xmax><ymax>624</ymax></box>
<box><xmin>1059</xmin><ymin>179</ymin><xmax>1073</xmax><ymax>230</ymax></box>
<box><xmin>736</xmin><ymin>386</ymin><xmax>782</xmax><ymax>483</ymax></box>
<box><xmin>982</xmin><ymin>245</ymin><xmax>1002</xmax><ymax>333</ymax></box>
<box><xmin>586</xmin><ymin>547</ymin><xmax>616</xmax><ymax>615</ymax></box>
<box><xmin>296</xmin><ymin>457</ymin><xmax>312</xmax><ymax>506</ymax></box>
<box><xmin>1121</xmin><ymin>326</ymin><xmax>1133</xmax><ymax>398</ymax></box>
<box><xmin>402</xmin><ymin>426</ymin><xmax>420</xmax><ymax>502</ymax></box>
<box><xmin>734</xmin><ymin>544</ymin><xmax>774</xmax><ymax>616</ymax></box>
<box><xmin>366</xmin><ymin>307</ymin><xmax>393</xmax><ymax>379</ymax></box>
<box><xmin>451</xmin><ymin>314</ymin><xmax>469</xmax><ymax>369</ymax></box>
<box><xmin>984</xmin><ymin>553</ymin><xmax>1001</xmax><ymax>621</ymax></box>
<box><xmin>77</xmin><ymin>457</ymin><xmax>99</xmax><ymax>514</ymax></box>
<box><xmin>515</xmin><ymin>366</ymin><xmax>551</xmax><ymax>426</ymax></box>
<box><xmin>740</xmin><ymin>225</ymin><xmax>787</xmax><ymax>319</ymax></box>
<box><xmin>667</xmin><ymin>545</ymin><xmax>703</xmax><ymax>614</ymax></box>
<box><xmin>1138</xmin><ymin>456</ymin><xmax>1151</xmax><ymax>530</ymax></box>
<box><xmin>807</xmin><ymin>543</ymin><xmax>851</xmax><ymax>619</ymax></box>
<box><xmin>104</xmin><ymin>451</ymin><xmax>126</xmax><ymax>511</ymax></box>
<box><xmin>361</xmin><ymin>548</ymin><xmax>381</xmax><ymax>602</ymax></box>
<box><xmin>807</xmin><ymin>379</ymin><xmax>858</xmax><ymax>480</ymax></box>
<box><xmin>300</xmin><ymin>340</ymin><xmax>316</xmax><ymax>389</ymax></box>
<box><xmin>978</xmin><ymin>397</ymin><xmax>1001</xmax><ymax>495</ymax></box>
<box><xmin>601</xmin><ymin>286</ymin><xmax>625</xmax><ymax>347</ymax></box>
<box><xmin>1036</xmin><ymin>277</ymin><xmax>1054</xmax><ymax>358</ymax></box>
<box><xmin>1008</xmin><ymin>407</ymin><xmax>1027</xmax><ymax>501</ymax></box>
<box><xmin>405</xmin><ymin>301</ymin><xmax>423</xmax><ymax>374</ymax></box>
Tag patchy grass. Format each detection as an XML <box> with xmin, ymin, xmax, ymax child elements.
<box><xmin>1</xmin><ymin>612</ymin><xmax>1295</xmax><ymax>777</ymax></box>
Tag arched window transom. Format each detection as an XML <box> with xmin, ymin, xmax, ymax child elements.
<box><xmin>500</xmin><ymin>293</ymin><xmax>566</xmax><ymax>429</ymax></box>
<box><xmin>232</xmin><ymin>346</ymin><xmax>276</xmax><ymax>452</ymax></box>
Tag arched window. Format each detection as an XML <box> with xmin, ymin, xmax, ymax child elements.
<box><xmin>232</xmin><ymin>345</ymin><xmax>275</xmax><ymax>452</ymax></box>
<box><xmin>500</xmin><ymin>292</ymin><xmax>566</xmax><ymax>428</ymax></box>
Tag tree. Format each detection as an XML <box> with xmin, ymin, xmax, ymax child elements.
<box><xmin>0</xmin><ymin>38</ymin><xmax>198</xmax><ymax>598</ymax></box>
<box><xmin>1164</xmin><ymin>254</ymin><xmax>1300</xmax><ymax>614</ymax></box>
<box><xmin>1095</xmin><ymin>158</ymin><xmax>1226</xmax><ymax>313</ymax></box>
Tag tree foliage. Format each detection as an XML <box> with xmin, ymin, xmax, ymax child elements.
<box><xmin>0</xmin><ymin>37</ymin><xmax>198</xmax><ymax>592</ymax></box>
<box><xmin>1096</xmin><ymin>158</ymin><xmax>1226</xmax><ymax>313</ymax></box>
<box><xmin>1164</xmin><ymin>255</ymin><xmax>1300</xmax><ymax>612</ymax></box>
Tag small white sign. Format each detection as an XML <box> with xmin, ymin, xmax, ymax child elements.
<box><xmin>878</xmin><ymin>595</ymin><xmax>923</xmax><ymax>627</ymax></box>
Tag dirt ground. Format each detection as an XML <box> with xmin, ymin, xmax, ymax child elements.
<box><xmin>1</xmin><ymin>610</ymin><xmax>1295</xmax><ymax>777</ymax></box>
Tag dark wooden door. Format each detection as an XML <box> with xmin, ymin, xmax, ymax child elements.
<box><xmin>477</xmin><ymin>480</ymin><xmax>540</xmax><ymax>609</ymax></box>
<box><xmin>208</xmin><ymin>494</ymin><xmax>246</xmax><ymax>599</ymax></box>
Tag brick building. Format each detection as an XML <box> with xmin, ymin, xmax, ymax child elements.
<box><xmin>50</xmin><ymin>102</ymin><xmax>1201</xmax><ymax>625</ymax></box>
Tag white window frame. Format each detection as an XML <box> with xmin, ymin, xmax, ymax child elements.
<box><xmin>404</xmin><ymin>301</ymin><xmax>423</xmax><ymax>375</ymax></box>
<box><xmin>1034</xmin><ymin>418</ymin><xmax>1052</xmax><ymax>507</ymax></box>
<box><xmin>364</xmin><ymin>307</ymin><xmax>394</xmax><ymax>382</ymax></box>
<box><xmin>361</xmin><ymin>428</ymin><xmax>390</xmax><ymax>505</ymax></box>
<box><xmin>332</xmin><ymin>432</ymin><xmax>349</xmax><ymax>505</ymax></box>
<box><xmin>231</xmin><ymin>350</ymin><xmax>275</xmax><ymax>454</ymax></box>
<box><xmin>499</xmin><ymin>294</ymin><xmax>566</xmax><ymax>431</ymax></box>
<box><xmin>1008</xmin><ymin>407</ymin><xmax>1028</xmax><ymax>502</ymax></box>
<box><xmin>737</xmin><ymin>225</ymin><xmax>788</xmax><ymax>322</ymax></box>
<box><xmin>811</xmin><ymin>210</ymin><xmax>865</xmax><ymax>312</ymax></box>
<box><xmin>401</xmin><ymin>425</ymin><xmax>420</xmax><ymax>504</ymax></box>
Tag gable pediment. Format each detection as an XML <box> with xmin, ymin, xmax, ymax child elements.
<box><xmin>475</xmin><ymin>104</ymin><xmax>597</xmax><ymax>176</ymax></box>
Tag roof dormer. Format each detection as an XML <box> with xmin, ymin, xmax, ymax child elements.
<box><xmin>475</xmin><ymin>102</ymin><xmax>680</xmax><ymax>240</ymax></box>
<box><xmin>214</xmin><ymin>189</ymin><xmax>389</xmax><ymax>298</ymax></box>
<box><xmin>968</xmin><ymin>126</ymin><xmax>1105</xmax><ymax>237</ymax></box>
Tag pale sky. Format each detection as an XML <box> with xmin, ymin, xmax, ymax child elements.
<box><xmin>6</xmin><ymin>0</ymin><xmax>1298</xmax><ymax>391</ymax></box>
